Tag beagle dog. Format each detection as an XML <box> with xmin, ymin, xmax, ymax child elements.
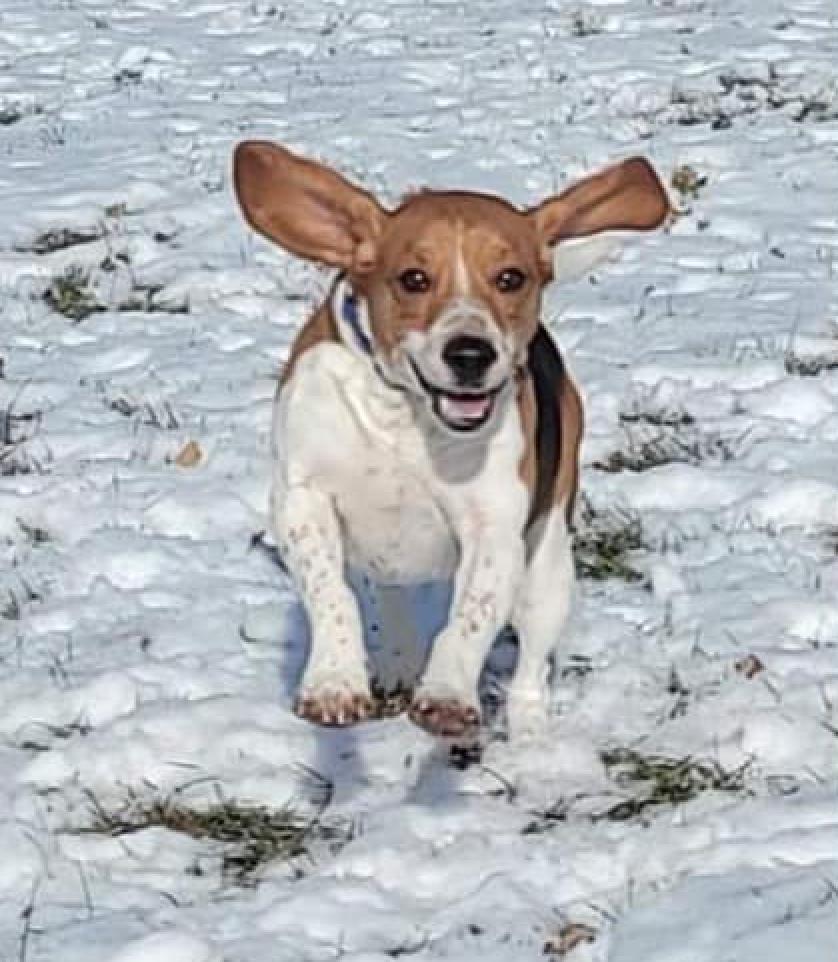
<box><xmin>233</xmin><ymin>142</ymin><xmax>670</xmax><ymax>737</ymax></box>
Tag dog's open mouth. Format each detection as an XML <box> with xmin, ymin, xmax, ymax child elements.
<box><xmin>433</xmin><ymin>390</ymin><xmax>497</xmax><ymax>431</ymax></box>
<box><xmin>410</xmin><ymin>360</ymin><xmax>504</xmax><ymax>432</ymax></box>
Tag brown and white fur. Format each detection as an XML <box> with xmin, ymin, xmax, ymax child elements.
<box><xmin>233</xmin><ymin>141</ymin><xmax>670</xmax><ymax>738</ymax></box>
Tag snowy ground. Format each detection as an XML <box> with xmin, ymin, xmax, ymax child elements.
<box><xmin>1</xmin><ymin>1</ymin><xmax>837</xmax><ymax>959</ymax></box>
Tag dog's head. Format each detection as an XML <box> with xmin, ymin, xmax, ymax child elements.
<box><xmin>234</xmin><ymin>141</ymin><xmax>670</xmax><ymax>435</ymax></box>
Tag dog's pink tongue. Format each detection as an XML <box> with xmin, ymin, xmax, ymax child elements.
<box><xmin>440</xmin><ymin>394</ymin><xmax>491</xmax><ymax>422</ymax></box>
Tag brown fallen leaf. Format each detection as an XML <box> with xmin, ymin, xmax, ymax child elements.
<box><xmin>735</xmin><ymin>654</ymin><xmax>764</xmax><ymax>679</ymax></box>
<box><xmin>544</xmin><ymin>922</ymin><xmax>597</xmax><ymax>957</ymax></box>
<box><xmin>174</xmin><ymin>440</ymin><xmax>203</xmax><ymax>468</ymax></box>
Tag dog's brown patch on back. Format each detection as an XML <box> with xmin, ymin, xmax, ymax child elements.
<box><xmin>556</xmin><ymin>368</ymin><xmax>584</xmax><ymax>523</ymax></box>
<box><xmin>518</xmin><ymin>326</ymin><xmax>584</xmax><ymax>530</ymax></box>
<box><xmin>279</xmin><ymin>295</ymin><xmax>340</xmax><ymax>388</ymax></box>
<box><xmin>517</xmin><ymin>373</ymin><xmax>538</xmax><ymax>513</ymax></box>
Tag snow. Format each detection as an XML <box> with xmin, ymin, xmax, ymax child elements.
<box><xmin>1</xmin><ymin>0</ymin><xmax>837</xmax><ymax>960</ymax></box>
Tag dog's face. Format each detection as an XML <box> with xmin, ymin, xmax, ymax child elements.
<box><xmin>357</xmin><ymin>193</ymin><xmax>546</xmax><ymax>433</ymax></box>
<box><xmin>233</xmin><ymin>141</ymin><xmax>671</xmax><ymax>435</ymax></box>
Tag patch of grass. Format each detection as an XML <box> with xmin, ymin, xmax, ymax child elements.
<box><xmin>44</xmin><ymin>260</ymin><xmax>188</xmax><ymax>322</ymax></box>
<box><xmin>0</xmin><ymin>105</ymin><xmax>23</xmax><ymax>125</ymax></box>
<box><xmin>77</xmin><ymin>778</ymin><xmax>350</xmax><ymax>885</ymax></box>
<box><xmin>522</xmin><ymin>752</ymin><xmax>750</xmax><ymax>834</ymax></box>
<box><xmin>595</xmin><ymin>401</ymin><xmax>741</xmax><ymax>474</ymax></box>
<box><xmin>17</xmin><ymin>519</ymin><xmax>51</xmax><ymax>544</ymax></box>
<box><xmin>105</xmin><ymin>274</ymin><xmax>189</xmax><ymax>314</ymax></box>
<box><xmin>19</xmin><ymin>719</ymin><xmax>92</xmax><ymax>752</ymax></box>
<box><xmin>633</xmin><ymin>70</ymin><xmax>838</xmax><ymax>131</ymax></box>
<box><xmin>43</xmin><ymin>266</ymin><xmax>105</xmax><ymax>322</ymax></box>
<box><xmin>619</xmin><ymin>403</ymin><xmax>695</xmax><ymax>428</ymax></box>
<box><xmin>522</xmin><ymin>796</ymin><xmax>575</xmax><ymax>835</ymax></box>
<box><xmin>29</xmin><ymin>226</ymin><xmax>104</xmax><ymax>255</ymax></box>
<box><xmin>544</xmin><ymin>922</ymin><xmax>597</xmax><ymax>957</ymax></box>
<box><xmin>1</xmin><ymin>592</ymin><xmax>22</xmax><ymax>621</ymax></box>
<box><xmin>560</xmin><ymin>654</ymin><xmax>594</xmax><ymax>680</ymax></box>
<box><xmin>106</xmin><ymin>395</ymin><xmax>181</xmax><ymax>429</ymax></box>
<box><xmin>593</xmin><ymin>425</ymin><xmax>737</xmax><ymax>474</ymax></box>
<box><xmin>595</xmin><ymin>747</ymin><xmax>750</xmax><ymax>821</ymax></box>
<box><xmin>0</xmin><ymin>98</ymin><xmax>41</xmax><ymax>126</ymax></box>
<box><xmin>368</xmin><ymin>679</ymin><xmax>413</xmax><ymax>720</ymax></box>
<box><xmin>1</xmin><ymin>581</ymin><xmax>42</xmax><ymax>620</ymax></box>
<box><xmin>569</xmin><ymin>8</ymin><xmax>605</xmax><ymax>37</ymax></box>
<box><xmin>670</xmin><ymin>163</ymin><xmax>707</xmax><ymax>201</ymax></box>
<box><xmin>1</xmin><ymin>404</ymin><xmax>46</xmax><ymax>476</ymax></box>
<box><xmin>573</xmin><ymin>499</ymin><xmax>646</xmax><ymax>584</ymax></box>
<box><xmin>785</xmin><ymin>350</ymin><xmax>838</xmax><ymax>377</ymax></box>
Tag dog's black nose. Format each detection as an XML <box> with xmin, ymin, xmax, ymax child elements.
<box><xmin>442</xmin><ymin>336</ymin><xmax>497</xmax><ymax>386</ymax></box>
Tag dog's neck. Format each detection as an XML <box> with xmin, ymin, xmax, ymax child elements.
<box><xmin>331</xmin><ymin>277</ymin><xmax>376</xmax><ymax>360</ymax></box>
<box><xmin>330</xmin><ymin>277</ymin><xmax>417</xmax><ymax>403</ymax></box>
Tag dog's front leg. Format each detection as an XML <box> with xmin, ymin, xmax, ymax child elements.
<box><xmin>410</xmin><ymin>519</ymin><xmax>526</xmax><ymax>737</ymax></box>
<box><xmin>276</xmin><ymin>483</ymin><xmax>373</xmax><ymax>725</ymax></box>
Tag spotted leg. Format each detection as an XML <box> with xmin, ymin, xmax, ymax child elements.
<box><xmin>410</xmin><ymin>520</ymin><xmax>526</xmax><ymax>737</ymax></box>
<box><xmin>276</xmin><ymin>484</ymin><xmax>373</xmax><ymax>726</ymax></box>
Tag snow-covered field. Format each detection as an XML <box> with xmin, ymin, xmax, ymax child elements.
<box><xmin>1</xmin><ymin>1</ymin><xmax>837</xmax><ymax>959</ymax></box>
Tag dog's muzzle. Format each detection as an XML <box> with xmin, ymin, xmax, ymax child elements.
<box><xmin>403</xmin><ymin>300</ymin><xmax>512</xmax><ymax>433</ymax></box>
<box><xmin>410</xmin><ymin>355</ymin><xmax>506</xmax><ymax>433</ymax></box>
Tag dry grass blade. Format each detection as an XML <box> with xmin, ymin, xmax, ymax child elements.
<box><xmin>544</xmin><ymin>922</ymin><xmax>597</xmax><ymax>957</ymax></box>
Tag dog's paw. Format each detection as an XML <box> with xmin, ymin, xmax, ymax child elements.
<box><xmin>506</xmin><ymin>690</ymin><xmax>550</xmax><ymax>739</ymax></box>
<box><xmin>294</xmin><ymin>683</ymin><xmax>374</xmax><ymax>727</ymax></box>
<box><xmin>409</xmin><ymin>694</ymin><xmax>480</xmax><ymax>738</ymax></box>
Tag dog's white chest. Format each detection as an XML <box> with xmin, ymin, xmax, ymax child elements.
<box><xmin>276</xmin><ymin>345</ymin><xmax>460</xmax><ymax>584</ymax></box>
<box><xmin>336</xmin><ymin>447</ymin><xmax>457</xmax><ymax>583</ymax></box>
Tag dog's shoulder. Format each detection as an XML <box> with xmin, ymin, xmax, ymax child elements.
<box><xmin>279</xmin><ymin>300</ymin><xmax>341</xmax><ymax>389</ymax></box>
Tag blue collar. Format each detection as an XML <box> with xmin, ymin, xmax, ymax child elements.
<box><xmin>341</xmin><ymin>287</ymin><xmax>374</xmax><ymax>357</ymax></box>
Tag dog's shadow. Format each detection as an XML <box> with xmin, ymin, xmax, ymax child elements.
<box><xmin>272</xmin><ymin>573</ymin><xmax>519</xmax><ymax>797</ymax></box>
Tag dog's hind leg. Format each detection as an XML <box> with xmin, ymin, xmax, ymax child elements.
<box><xmin>507</xmin><ymin>507</ymin><xmax>575</xmax><ymax>737</ymax></box>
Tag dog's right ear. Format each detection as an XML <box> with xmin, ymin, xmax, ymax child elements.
<box><xmin>233</xmin><ymin>141</ymin><xmax>387</xmax><ymax>272</ymax></box>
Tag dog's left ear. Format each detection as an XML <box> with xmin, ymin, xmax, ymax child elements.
<box><xmin>530</xmin><ymin>157</ymin><xmax>672</xmax><ymax>283</ymax></box>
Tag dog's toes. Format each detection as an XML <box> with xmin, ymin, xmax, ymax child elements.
<box><xmin>409</xmin><ymin>696</ymin><xmax>480</xmax><ymax>738</ymax></box>
<box><xmin>294</xmin><ymin>688</ymin><xmax>374</xmax><ymax>727</ymax></box>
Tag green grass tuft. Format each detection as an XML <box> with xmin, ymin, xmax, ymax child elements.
<box><xmin>43</xmin><ymin>266</ymin><xmax>104</xmax><ymax>322</ymax></box>
<box><xmin>596</xmin><ymin>747</ymin><xmax>750</xmax><ymax>820</ymax></box>
<box><xmin>573</xmin><ymin>499</ymin><xmax>646</xmax><ymax>583</ymax></box>
<box><xmin>77</xmin><ymin>779</ymin><xmax>350</xmax><ymax>885</ymax></box>
<box><xmin>670</xmin><ymin>163</ymin><xmax>708</xmax><ymax>201</ymax></box>
<box><xmin>785</xmin><ymin>351</ymin><xmax>838</xmax><ymax>377</ymax></box>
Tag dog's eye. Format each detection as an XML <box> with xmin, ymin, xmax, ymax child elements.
<box><xmin>398</xmin><ymin>268</ymin><xmax>431</xmax><ymax>293</ymax></box>
<box><xmin>495</xmin><ymin>268</ymin><xmax>527</xmax><ymax>293</ymax></box>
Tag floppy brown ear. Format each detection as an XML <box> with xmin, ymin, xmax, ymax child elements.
<box><xmin>530</xmin><ymin>156</ymin><xmax>671</xmax><ymax>255</ymax></box>
<box><xmin>233</xmin><ymin>140</ymin><xmax>387</xmax><ymax>272</ymax></box>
